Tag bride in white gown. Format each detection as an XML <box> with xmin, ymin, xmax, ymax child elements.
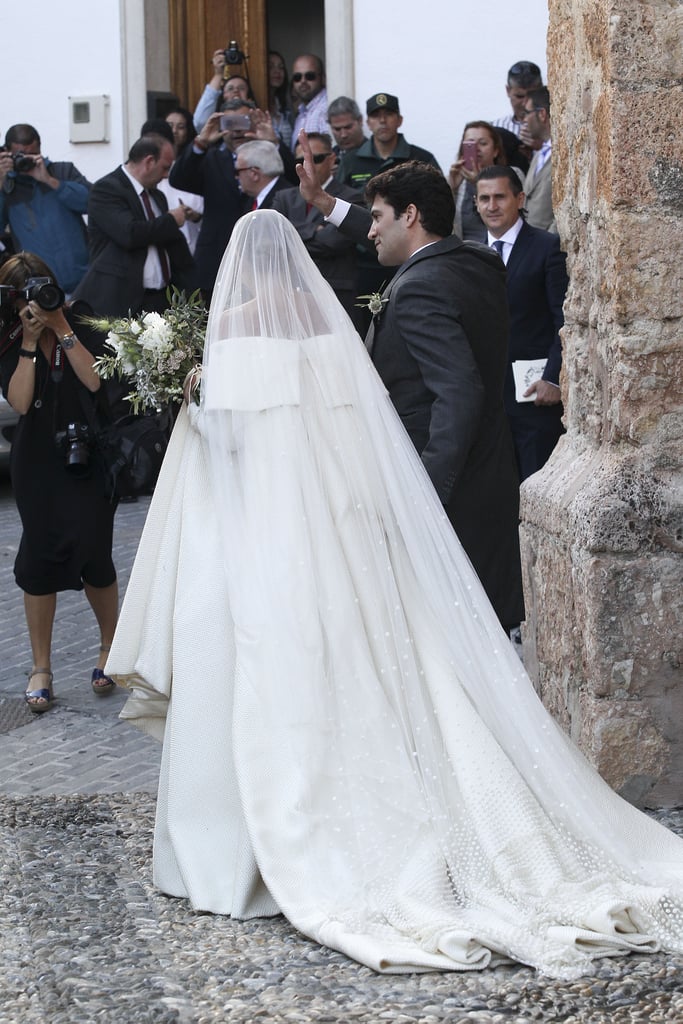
<box><xmin>108</xmin><ymin>210</ymin><xmax>683</xmax><ymax>979</ymax></box>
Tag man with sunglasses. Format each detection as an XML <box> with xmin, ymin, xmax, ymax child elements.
<box><xmin>291</xmin><ymin>55</ymin><xmax>330</xmax><ymax>147</ymax></box>
<box><xmin>273</xmin><ymin>132</ymin><xmax>363</xmax><ymax>325</ymax></box>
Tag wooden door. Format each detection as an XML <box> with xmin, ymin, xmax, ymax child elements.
<box><xmin>169</xmin><ymin>0</ymin><xmax>268</xmax><ymax>112</ymax></box>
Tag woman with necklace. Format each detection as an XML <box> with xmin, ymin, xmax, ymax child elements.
<box><xmin>0</xmin><ymin>252</ymin><xmax>119</xmax><ymax>712</ymax></box>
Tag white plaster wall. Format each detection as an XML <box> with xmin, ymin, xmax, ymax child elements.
<box><xmin>348</xmin><ymin>0</ymin><xmax>549</xmax><ymax>174</ymax></box>
<box><xmin>0</xmin><ymin>0</ymin><xmax>144</xmax><ymax>183</ymax></box>
<box><xmin>0</xmin><ymin>0</ymin><xmax>548</xmax><ymax>185</ymax></box>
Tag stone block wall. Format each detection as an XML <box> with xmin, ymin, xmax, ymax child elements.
<box><xmin>520</xmin><ymin>0</ymin><xmax>683</xmax><ymax>807</ymax></box>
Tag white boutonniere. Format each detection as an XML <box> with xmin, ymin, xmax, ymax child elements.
<box><xmin>355</xmin><ymin>286</ymin><xmax>388</xmax><ymax>317</ymax></box>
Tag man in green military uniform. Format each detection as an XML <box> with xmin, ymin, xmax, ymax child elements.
<box><xmin>336</xmin><ymin>93</ymin><xmax>441</xmax><ymax>190</ymax></box>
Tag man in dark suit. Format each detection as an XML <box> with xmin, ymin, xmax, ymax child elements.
<box><xmin>298</xmin><ymin>139</ymin><xmax>524</xmax><ymax>631</ymax></box>
<box><xmin>169</xmin><ymin>102</ymin><xmax>297</xmax><ymax>302</ymax></box>
<box><xmin>74</xmin><ymin>134</ymin><xmax>196</xmax><ymax>317</ymax></box>
<box><xmin>475</xmin><ymin>165</ymin><xmax>568</xmax><ymax>481</ymax></box>
<box><xmin>273</xmin><ymin>132</ymin><xmax>363</xmax><ymax>325</ymax></box>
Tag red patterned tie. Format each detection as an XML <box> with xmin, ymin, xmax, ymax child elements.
<box><xmin>251</xmin><ymin>198</ymin><xmax>258</xmax><ymax>211</ymax></box>
<box><xmin>140</xmin><ymin>190</ymin><xmax>172</xmax><ymax>285</ymax></box>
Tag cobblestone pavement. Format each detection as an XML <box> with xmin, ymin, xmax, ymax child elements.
<box><xmin>0</xmin><ymin>475</ymin><xmax>682</xmax><ymax>1023</ymax></box>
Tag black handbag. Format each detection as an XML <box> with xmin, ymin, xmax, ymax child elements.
<box><xmin>95</xmin><ymin>411</ymin><xmax>170</xmax><ymax>500</ymax></box>
<box><xmin>78</xmin><ymin>387</ymin><xmax>171</xmax><ymax>500</ymax></box>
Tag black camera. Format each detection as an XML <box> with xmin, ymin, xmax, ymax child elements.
<box><xmin>0</xmin><ymin>276</ymin><xmax>65</xmax><ymax>311</ymax></box>
<box><xmin>55</xmin><ymin>422</ymin><xmax>91</xmax><ymax>475</ymax></box>
<box><xmin>224</xmin><ymin>40</ymin><xmax>245</xmax><ymax>66</ymax></box>
<box><xmin>11</xmin><ymin>152</ymin><xmax>36</xmax><ymax>173</ymax></box>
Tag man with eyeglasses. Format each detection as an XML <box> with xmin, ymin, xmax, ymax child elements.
<box><xmin>234</xmin><ymin>140</ymin><xmax>294</xmax><ymax>212</ymax></box>
<box><xmin>169</xmin><ymin>99</ymin><xmax>297</xmax><ymax>301</ymax></box>
<box><xmin>291</xmin><ymin>55</ymin><xmax>330</xmax><ymax>147</ymax></box>
<box><xmin>520</xmin><ymin>87</ymin><xmax>556</xmax><ymax>233</ymax></box>
<box><xmin>273</xmin><ymin>132</ymin><xmax>364</xmax><ymax>325</ymax></box>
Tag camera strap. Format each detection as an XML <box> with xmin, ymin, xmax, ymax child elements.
<box><xmin>0</xmin><ymin>319</ymin><xmax>22</xmax><ymax>358</ymax></box>
<box><xmin>34</xmin><ymin>338</ymin><xmax>63</xmax><ymax>409</ymax></box>
<box><xmin>51</xmin><ymin>341</ymin><xmax>64</xmax><ymax>384</ymax></box>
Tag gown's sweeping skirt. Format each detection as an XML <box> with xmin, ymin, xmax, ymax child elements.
<box><xmin>111</xmin><ymin>335</ymin><xmax>683</xmax><ymax>978</ymax></box>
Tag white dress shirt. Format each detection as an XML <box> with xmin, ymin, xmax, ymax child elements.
<box><xmin>487</xmin><ymin>217</ymin><xmax>524</xmax><ymax>265</ymax></box>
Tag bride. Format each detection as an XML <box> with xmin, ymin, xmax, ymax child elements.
<box><xmin>108</xmin><ymin>210</ymin><xmax>683</xmax><ymax>979</ymax></box>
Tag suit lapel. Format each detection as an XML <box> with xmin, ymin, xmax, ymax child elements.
<box><xmin>364</xmin><ymin>316</ymin><xmax>376</xmax><ymax>354</ymax></box>
<box><xmin>526</xmin><ymin>157</ymin><xmax>550</xmax><ymax>197</ymax></box>
<box><xmin>150</xmin><ymin>186</ymin><xmax>168</xmax><ymax>215</ymax></box>
<box><xmin>364</xmin><ymin>272</ymin><xmax>398</xmax><ymax>355</ymax></box>
<box><xmin>506</xmin><ymin>221</ymin><xmax>532</xmax><ymax>283</ymax></box>
<box><xmin>114</xmin><ymin>167</ymin><xmax>145</xmax><ymax>217</ymax></box>
<box><xmin>364</xmin><ymin>237</ymin><xmax>460</xmax><ymax>355</ymax></box>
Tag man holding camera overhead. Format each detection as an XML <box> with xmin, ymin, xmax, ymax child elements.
<box><xmin>170</xmin><ymin>100</ymin><xmax>297</xmax><ymax>301</ymax></box>
<box><xmin>0</xmin><ymin>123</ymin><xmax>91</xmax><ymax>294</ymax></box>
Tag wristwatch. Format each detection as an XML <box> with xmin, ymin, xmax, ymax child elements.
<box><xmin>60</xmin><ymin>332</ymin><xmax>77</xmax><ymax>349</ymax></box>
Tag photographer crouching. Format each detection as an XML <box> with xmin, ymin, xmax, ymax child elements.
<box><xmin>0</xmin><ymin>252</ymin><xmax>118</xmax><ymax>713</ymax></box>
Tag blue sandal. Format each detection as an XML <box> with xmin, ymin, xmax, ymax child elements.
<box><xmin>91</xmin><ymin>668</ymin><xmax>116</xmax><ymax>696</ymax></box>
<box><xmin>91</xmin><ymin>645</ymin><xmax>116</xmax><ymax>696</ymax></box>
<box><xmin>25</xmin><ymin>668</ymin><xmax>54</xmax><ymax>714</ymax></box>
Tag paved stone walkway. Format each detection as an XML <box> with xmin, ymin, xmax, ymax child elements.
<box><xmin>0</xmin><ymin>481</ymin><xmax>160</xmax><ymax>797</ymax></box>
<box><xmin>0</xmin><ymin>475</ymin><xmax>681</xmax><ymax>1023</ymax></box>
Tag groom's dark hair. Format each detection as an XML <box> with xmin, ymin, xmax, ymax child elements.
<box><xmin>365</xmin><ymin>162</ymin><xmax>455</xmax><ymax>238</ymax></box>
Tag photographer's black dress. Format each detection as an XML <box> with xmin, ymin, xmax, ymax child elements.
<box><xmin>0</xmin><ymin>308</ymin><xmax>117</xmax><ymax>596</ymax></box>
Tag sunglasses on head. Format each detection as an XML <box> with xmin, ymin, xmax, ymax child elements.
<box><xmin>295</xmin><ymin>153</ymin><xmax>331</xmax><ymax>165</ymax></box>
<box><xmin>292</xmin><ymin>71</ymin><xmax>318</xmax><ymax>82</ymax></box>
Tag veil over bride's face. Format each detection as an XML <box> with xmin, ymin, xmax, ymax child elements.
<box><xmin>209</xmin><ymin>210</ymin><xmax>350</xmax><ymax>344</ymax></box>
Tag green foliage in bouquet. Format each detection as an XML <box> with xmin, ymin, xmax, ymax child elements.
<box><xmin>81</xmin><ymin>289</ymin><xmax>208</xmax><ymax>414</ymax></box>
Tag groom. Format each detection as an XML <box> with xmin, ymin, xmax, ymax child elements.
<box><xmin>297</xmin><ymin>132</ymin><xmax>524</xmax><ymax>631</ymax></box>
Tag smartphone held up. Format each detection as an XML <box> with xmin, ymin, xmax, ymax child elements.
<box><xmin>461</xmin><ymin>140</ymin><xmax>478</xmax><ymax>173</ymax></box>
<box><xmin>220</xmin><ymin>113</ymin><xmax>252</xmax><ymax>133</ymax></box>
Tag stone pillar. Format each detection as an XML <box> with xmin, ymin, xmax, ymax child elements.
<box><xmin>520</xmin><ymin>0</ymin><xmax>683</xmax><ymax>807</ymax></box>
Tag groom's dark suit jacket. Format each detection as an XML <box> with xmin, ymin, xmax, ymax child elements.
<box><xmin>74</xmin><ymin>166</ymin><xmax>197</xmax><ymax>317</ymax></box>
<box><xmin>338</xmin><ymin>203</ymin><xmax>524</xmax><ymax>628</ymax></box>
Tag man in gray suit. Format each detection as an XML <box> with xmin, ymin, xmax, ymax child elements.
<box><xmin>297</xmin><ymin>135</ymin><xmax>524</xmax><ymax>631</ymax></box>
<box><xmin>521</xmin><ymin>87</ymin><xmax>556</xmax><ymax>233</ymax></box>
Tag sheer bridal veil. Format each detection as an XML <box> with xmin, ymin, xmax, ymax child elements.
<box><xmin>118</xmin><ymin>210</ymin><xmax>682</xmax><ymax>977</ymax></box>
<box><xmin>193</xmin><ymin>211</ymin><xmax>682</xmax><ymax>975</ymax></box>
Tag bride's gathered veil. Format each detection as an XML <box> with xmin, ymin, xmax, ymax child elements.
<box><xmin>116</xmin><ymin>210</ymin><xmax>683</xmax><ymax>977</ymax></box>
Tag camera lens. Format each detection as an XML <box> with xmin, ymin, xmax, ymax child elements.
<box><xmin>224</xmin><ymin>41</ymin><xmax>243</xmax><ymax>64</ymax></box>
<box><xmin>64</xmin><ymin>423</ymin><xmax>91</xmax><ymax>476</ymax></box>
<box><xmin>27</xmin><ymin>282</ymin><xmax>65</xmax><ymax>311</ymax></box>
<box><xmin>13</xmin><ymin>154</ymin><xmax>35</xmax><ymax>173</ymax></box>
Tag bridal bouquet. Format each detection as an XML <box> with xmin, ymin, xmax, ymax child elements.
<box><xmin>84</xmin><ymin>290</ymin><xmax>208</xmax><ymax>414</ymax></box>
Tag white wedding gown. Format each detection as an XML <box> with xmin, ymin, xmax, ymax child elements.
<box><xmin>110</xmin><ymin>334</ymin><xmax>683</xmax><ymax>980</ymax></box>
